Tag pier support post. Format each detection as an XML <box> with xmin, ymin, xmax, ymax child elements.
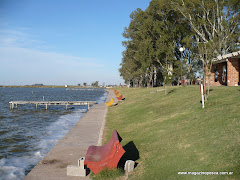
<box><xmin>46</xmin><ymin>104</ymin><xmax>48</xmax><ymax>110</ymax></box>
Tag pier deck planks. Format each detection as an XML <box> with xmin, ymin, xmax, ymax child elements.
<box><xmin>9</xmin><ymin>101</ymin><xmax>96</xmax><ymax>110</ymax></box>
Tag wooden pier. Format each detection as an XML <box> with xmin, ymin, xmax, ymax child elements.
<box><xmin>9</xmin><ymin>101</ymin><xmax>96</xmax><ymax>110</ymax></box>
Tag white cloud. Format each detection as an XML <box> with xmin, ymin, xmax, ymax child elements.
<box><xmin>0</xmin><ymin>29</ymin><xmax>46</xmax><ymax>48</ymax></box>
<box><xmin>0</xmin><ymin>29</ymin><xmax>107</xmax><ymax>85</ymax></box>
<box><xmin>0</xmin><ymin>46</ymin><xmax>104</xmax><ymax>68</ymax></box>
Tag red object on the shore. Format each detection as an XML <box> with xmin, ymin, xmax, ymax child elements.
<box><xmin>182</xmin><ymin>80</ymin><xmax>185</xmax><ymax>86</ymax></box>
<box><xmin>117</xmin><ymin>95</ymin><xmax>123</xmax><ymax>100</ymax></box>
<box><xmin>84</xmin><ymin>130</ymin><xmax>125</xmax><ymax>175</ymax></box>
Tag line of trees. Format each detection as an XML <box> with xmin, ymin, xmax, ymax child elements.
<box><xmin>119</xmin><ymin>0</ymin><xmax>239</xmax><ymax>88</ymax></box>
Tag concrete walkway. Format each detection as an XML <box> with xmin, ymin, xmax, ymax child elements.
<box><xmin>25</xmin><ymin>89</ymin><xmax>116</xmax><ymax>180</ymax></box>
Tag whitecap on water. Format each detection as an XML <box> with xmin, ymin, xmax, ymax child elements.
<box><xmin>0</xmin><ymin>165</ymin><xmax>25</xmax><ymax>180</ymax></box>
<box><xmin>0</xmin><ymin>89</ymin><xmax>108</xmax><ymax>180</ymax></box>
<box><xmin>0</xmin><ymin>158</ymin><xmax>25</xmax><ymax>180</ymax></box>
<box><xmin>0</xmin><ymin>109</ymin><xmax>84</xmax><ymax>180</ymax></box>
<box><xmin>97</xmin><ymin>91</ymin><xmax>108</xmax><ymax>103</ymax></box>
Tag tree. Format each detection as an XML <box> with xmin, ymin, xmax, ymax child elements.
<box><xmin>120</xmin><ymin>1</ymin><xmax>189</xmax><ymax>88</ymax></box>
<box><xmin>120</xmin><ymin>0</ymin><xmax>236</xmax><ymax>92</ymax></box>
<box><xmin>91</xmin><ymin>81</ymin><xmax>99</xmax><ymax>87</ymax></box>
<box><xmin>171</xmin><ymin>0</ymin><xmax>240</xmax><ymax>97</ymax></box>
<box><xmin>121</xmin><ymin>8</ymin><xmax>152</xmax><ymax>87</ymax></box>
<box><xmin>83</xmin><ymin>82</ymin><xmax>87</xmax><ymax>86</ymax></box>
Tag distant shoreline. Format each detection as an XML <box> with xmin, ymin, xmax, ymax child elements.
<box><xmin>0</xmin><ymin>85</ymin><xmax>68</xmax><ymax>88</ymax></box>
<box><xmin>0</xmin><ymin>85</ymin><xmax>106</xmax><ymax>88</ymax></box>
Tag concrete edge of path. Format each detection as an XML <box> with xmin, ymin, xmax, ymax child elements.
<box><xmin>25</xmin><ymin>89</ymin><xmax>115</xmax><ymax>180</ymax></box>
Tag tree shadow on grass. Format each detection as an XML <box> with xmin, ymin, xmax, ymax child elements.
<box><xmin>118</xmin><ymin>141</ymin><xmax>139</xmax><ymax>170</ymax></box>
<box><xmin>168</xmin><ymin>89</ymin><xmax>176</xmax><ymax>95</ymax></box>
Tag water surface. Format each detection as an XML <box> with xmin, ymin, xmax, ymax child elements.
<box><xmin>0</xmin><ymin>87</ymin><xmax>107</xmax><ymax>180</ymax></box>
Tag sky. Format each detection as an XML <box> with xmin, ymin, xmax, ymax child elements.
<box><xmin>0</xmin><ymin>0</ymin><xmax>151</xmax><ymax>86</ymax></box>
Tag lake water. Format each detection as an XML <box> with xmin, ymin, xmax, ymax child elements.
<box><xmin>0</xmin><ymin>87</ymin><xmax>107</xmax><ymax>180</ymax></box>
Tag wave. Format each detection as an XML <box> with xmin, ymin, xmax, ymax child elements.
<box><xmin>0</xmin><ymin>89</ymin><xmax>108</xmax><ymax>180</ymax></box>
<box><xmin>96</xmin><ymin>90</ymin><xmax>108</xmax><ymax>103</ymax></box>
<box><xmin>0</xmin><ymin>109</ymin><xmax>85</xmax><ymax>180</ymax></box>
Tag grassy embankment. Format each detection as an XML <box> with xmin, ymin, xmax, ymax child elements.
<box><xmin>103</xmin><ymin>86</ymin><xmax>240</xmax><ymax>180</ymax></box>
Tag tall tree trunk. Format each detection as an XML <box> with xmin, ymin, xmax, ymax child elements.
<box><xmin>203</xmin><ymin>63</ymin><xmax>207</xmax><ymax>101</ymax></box>
<box><xmin>147</xmin><ymin>77</ymin><xmax>151</xmax><ymax>88</ymax></box>
<box><xmin>147</xmin><ymin>67</ymin><xmax>154</xmax><ymax>88</ymax></box>
<box><xmin>164</xmin><ymin>77</ymin><xmax>167</xmax><ymax>95</ymax></box>
<box><xmin>139</xmin><ymin>75</ymin><xmax>143</xmax><ymax>87</ymax></box>
<box><xmin>154</xmin><ymin>66</ymin><xmax>157</xmax><ymax>87</ymax></box>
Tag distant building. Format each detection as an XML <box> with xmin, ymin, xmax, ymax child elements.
<box><xmin>206</xmin><ymin>51</ymin><xmax>240</xmax><ymax>86</ymax></box>
<box><xmin>65</xmin><ymin>85</ymin><xmax>68</xmax><ymax>88</ymax></box>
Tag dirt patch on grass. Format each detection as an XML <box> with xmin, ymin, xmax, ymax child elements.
<box><xmin>178</xmin><ymin>143</ymin><xmax>191</xmax><ymax>149</ymax></box>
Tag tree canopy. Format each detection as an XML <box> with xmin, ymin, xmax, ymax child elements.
<box><xmin>119</xmin><ymin>0</ymin><xmax>239</xmax><ymax>87</ymax></box>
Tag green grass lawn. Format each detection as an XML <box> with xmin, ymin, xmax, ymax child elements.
<box><xmin>103</xmin><ymin>86</ymin><xmax>240</xmax><ymax>180</ymax></box>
